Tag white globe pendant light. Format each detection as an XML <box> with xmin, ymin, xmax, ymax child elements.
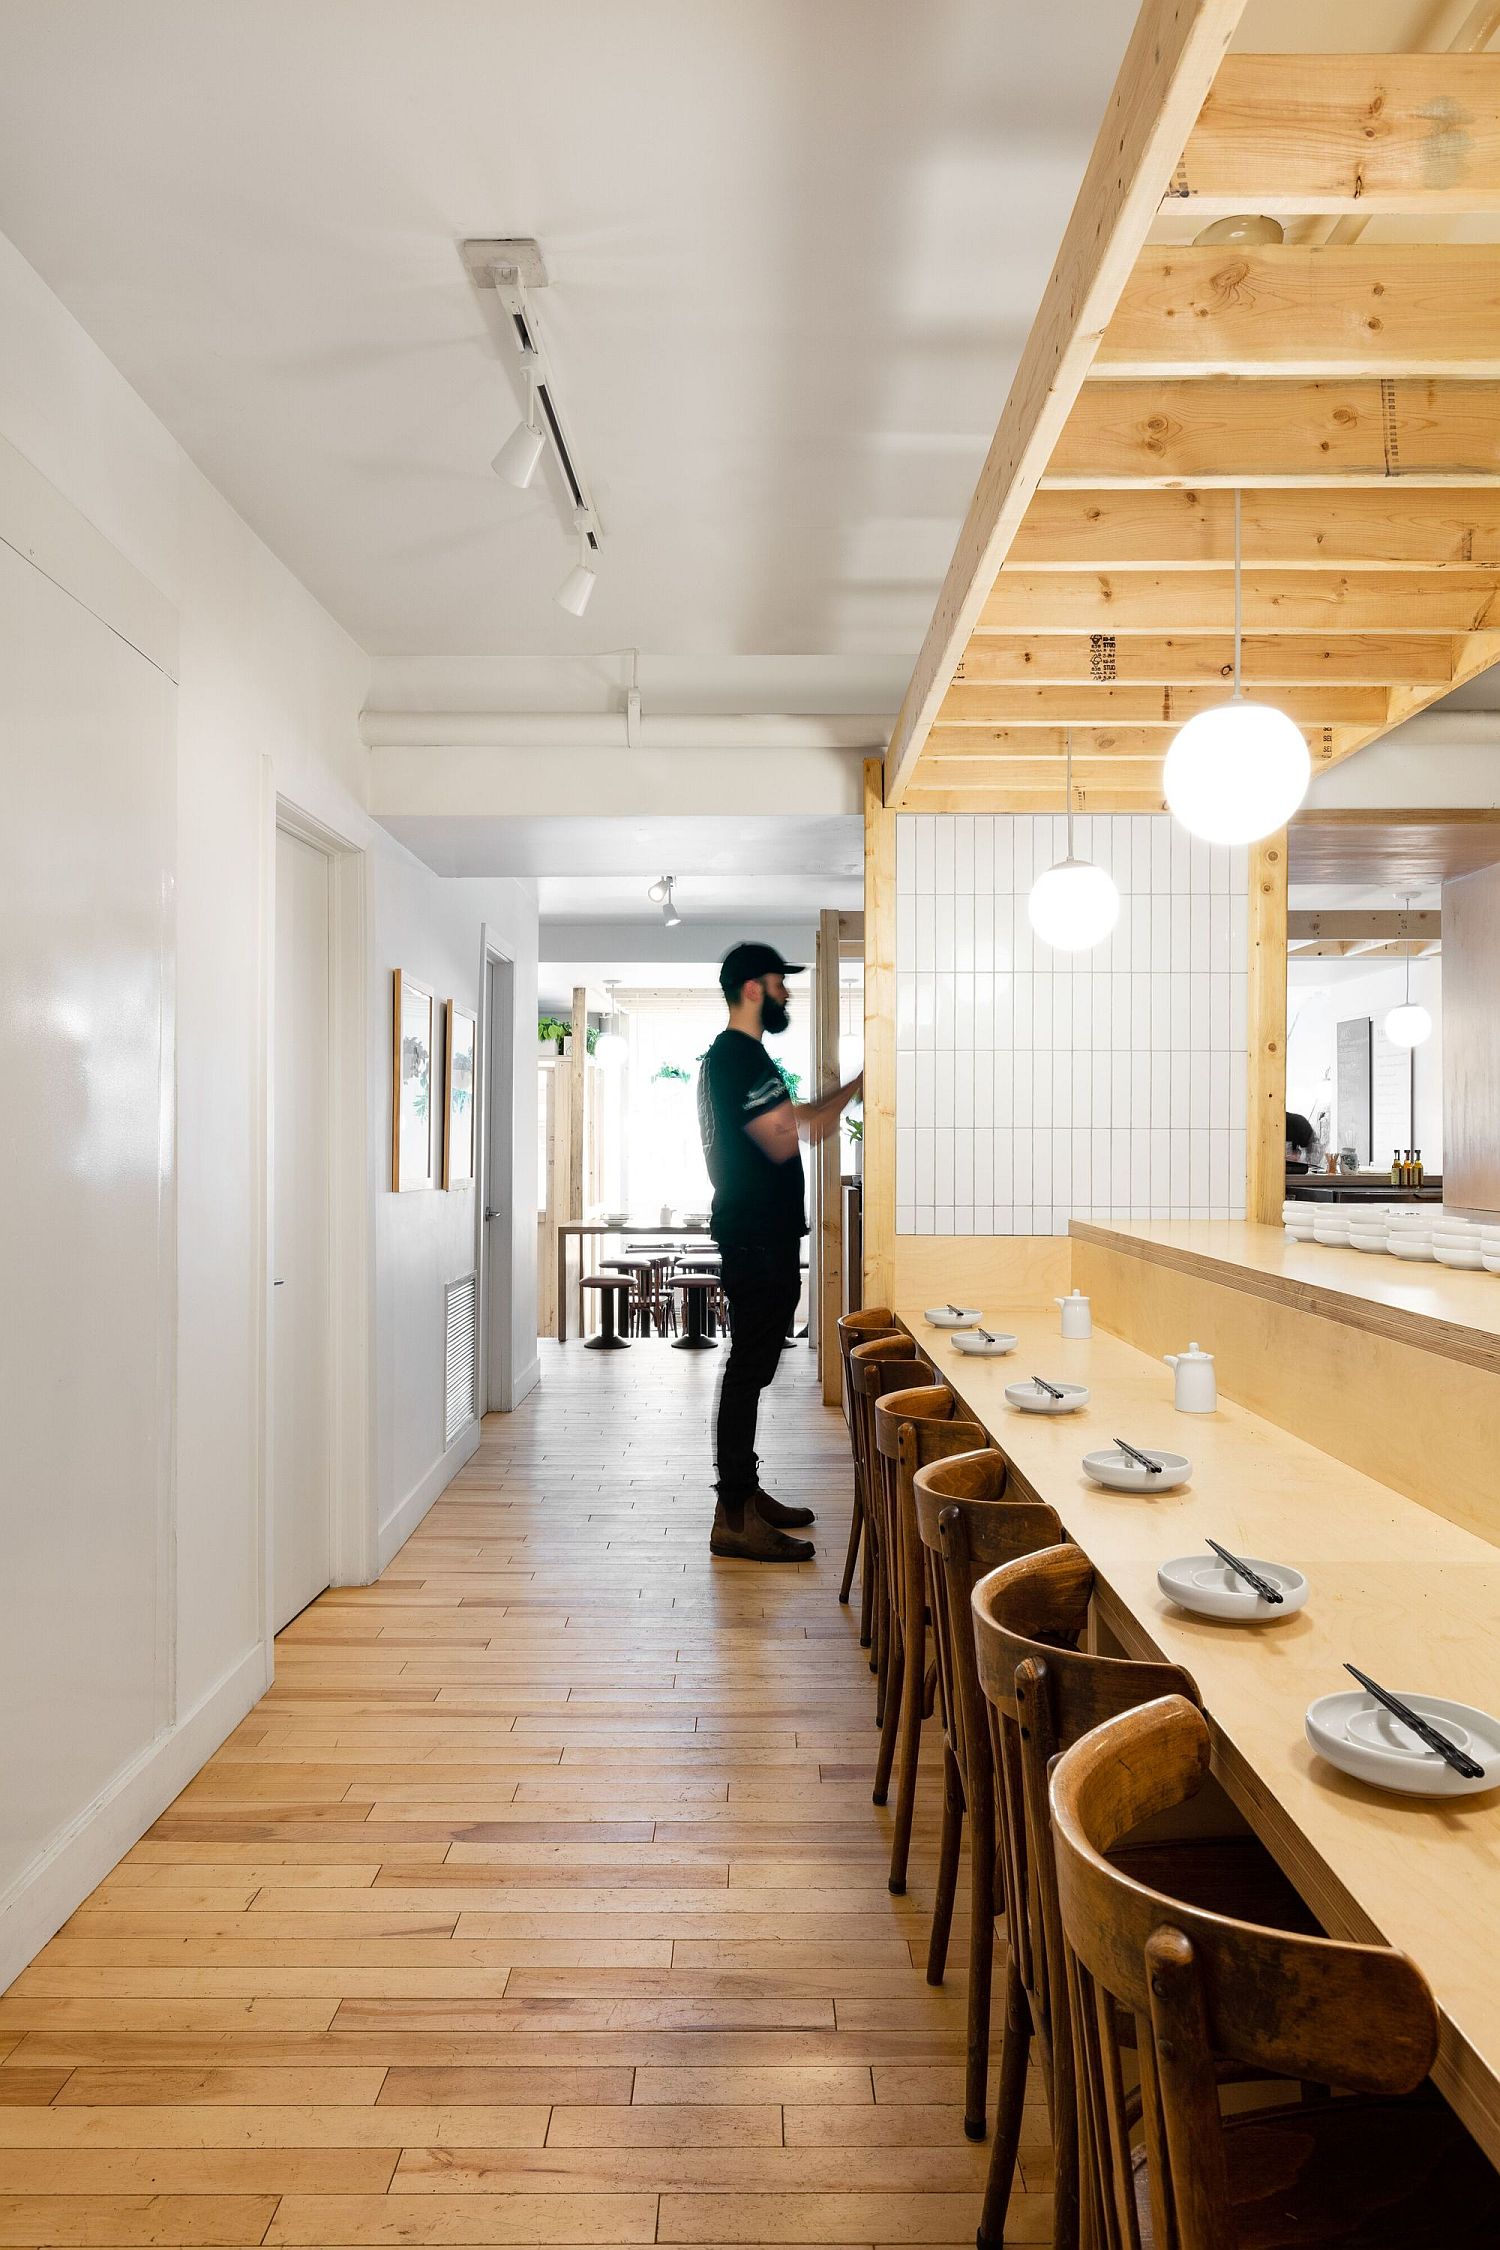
<box><xmin>1027</xmin><ymin>733</ymin><xmax>1120</xmax><ymax>952</ymax></box>
<box><xmin>1384</xmin><ymin>899</ymin><xmax>1433</xmax><ymax>1049</ymax></box>
<box><xmin>1162</xmin><ymin>491</ymin><xmax>1311</xmax><ymax>845</ymax></box>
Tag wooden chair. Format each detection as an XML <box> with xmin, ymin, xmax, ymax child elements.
<box><xmin>848</xmin><ymin>1339</ymin><xmax>927</xmax><ymax>1712</ymax></box>
<box><xmin>836</xmin><ymin>1306</ymin><xmax>898</xmax><ymax>1620</ymax></box>
<box><xmin>1051</xmin><ymin>1693</ymin><xmax>1500</xmax><ymax>2250</ymax></box>
<box><xmin>870</xmin><ymin>1386</ymin><xmax>983</xmax><ymax>1892</ymax></box>
<box><xmin>971</xmin><ymin>1545</ymin><xmax>1315</xmax><ymax>2250</ymax></box>
<box><xmin>914</xmin><ymin>1450</ymin><xmax>1062</xmax><ymax>2141</ymax></box>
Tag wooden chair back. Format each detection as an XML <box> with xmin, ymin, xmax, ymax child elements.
<box><xmin>1050</xmin><ymin>1695</ymin><xmax>1441</xmax><ymax>2250</ymax></box>
<box><xmin>869</xmin><ymin>1389</ymin><xmax>983</xmax><ymax>1697</ymax></box>
<box><xmin>848</xmin><ymin>1342</ymin><xmax>926</xmax><ymax>1540</ymax></box>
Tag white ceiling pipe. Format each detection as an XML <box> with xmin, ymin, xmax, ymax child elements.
<box><xmin>359</xmin><ymin>711</ymin><xmax>889</xmax><ymax>751</ymax></box>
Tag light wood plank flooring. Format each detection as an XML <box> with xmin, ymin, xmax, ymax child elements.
<box><xmin>0</xmin><ymin>1341</ymin><xmax>1051</xmax><ymax>2246</ymax></box>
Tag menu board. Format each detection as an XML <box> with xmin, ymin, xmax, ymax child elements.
<box><xmin>1336</xmin><ymin>1015</ymin><xmax>1373</xmax><ymax>1167</ymax></box>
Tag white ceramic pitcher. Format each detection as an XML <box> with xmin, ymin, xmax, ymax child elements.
<box><xmin>1164</xmin><ymin>1341</ymin><xmax>1217</xmax><ymax>1413</ymax></box>
<box><xmin>1056</xmin><ymin>1290</ymin><xmax>1092</xmax><ymax>1339</ymax></box>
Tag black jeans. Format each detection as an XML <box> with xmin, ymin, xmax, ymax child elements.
<box><xmin>713</xmin><ymin>1237</ymin><xmax>803</xmax><ymax>1508</ymax></box>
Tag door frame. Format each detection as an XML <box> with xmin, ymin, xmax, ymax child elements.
<box><xmin>477</xmin><ymin>927</ymin><xmax>517</xmax><ymax>1414</ymax></box>
<box><xmin>260</xmin><ymin>789</ymin><xmax>373</xmax><ymax>1664</ymax></box>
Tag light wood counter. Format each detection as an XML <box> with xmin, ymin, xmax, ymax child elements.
<box><xmin>1070</xmin><ymin>1219</ymin><xmax>1500</xmax><ymax>1546</ymax></box>
<box><xmin>901</xmin><ymin>1302</ymin><xmax>1500</xmax><ymax>2167</ymax></box>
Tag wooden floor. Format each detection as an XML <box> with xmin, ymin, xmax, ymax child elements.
<box><xmin>0</xmin><ymin>1341</ymin><xmax>1051</xmax><ymax>2247</ymax></box>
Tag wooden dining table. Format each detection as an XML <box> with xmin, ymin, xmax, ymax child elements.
<box><xmin>900</xmin><ymin>1301</ymin><xmax>1500</xmax><ymax>2168</ymax></box>
<box><xmin>556</xmin><ymin>1220</ymin><xmax>709</xmax><ymax>1343</ymax></box>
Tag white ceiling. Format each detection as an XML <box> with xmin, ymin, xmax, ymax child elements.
<box><xmin>0</xmin><ymin>0</ymin><xmax>1130</xmax><ymax>710</ymax></box>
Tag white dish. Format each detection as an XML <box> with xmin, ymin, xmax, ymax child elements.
<box><xmin>1158</xmin><ymin>1553</ymin><xmax>1308</xmax><ymax>1622</ymax></box>
<box><xmin>1388</xmin><ymin>1240</ymin><xmax>1436</xmax><ymax>1262</ymax></box>
<box><xmin>1004</xmin><ymin>1378</ymin><xmax>1089</xmax><ymax>1415</ymax></box>
<box><xmin>1083</xmin><ymin>1446</ymin><xmax>1191</xmax><ymax>1494</ymax></box>
<box><xmin>1435</xmin><ymin>1244</ymin><xmax>1485</xmax><ymax>1270</ymax></box>
<box><xmin>1483</xmin><ymin>1253</ymin><xmax>1500</xmax><ymax>1275</ymax></box>
<box><xmin>924</xmin><ymin>1305</ymin><xmax>982</xmax><ymax>1330</ymax></box>
<box><xmin>1305</xmin><ymin>1689</ymin><xmax>1500</xmax><ymax>1799</ymax></box>
<box><xmin>951</xmin><ymin>1330</ymin><xmax>1019</xmax><ymax>1358</ymax></box>
<box><xmin>1350</xmin><ymin>1234</ymin><xmax>1390</xmax><ymax>1253</ymax></box>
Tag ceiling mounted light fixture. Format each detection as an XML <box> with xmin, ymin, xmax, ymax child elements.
<box><xmin>492</xmin><ymin>349</ymin><xmax>545</xmax><ymax>487</ymax></box>
<box><xmin>594</xmin><ymin>981</ymin><xmax>628</xmax><ymax>1070</ymax></box>
<box><xmin>462</xmin><ymin>239</ymin><xmax>604</xmax><ymax>619</ymax></box>
<box><xmin>1027</xmin><ymin>732</ymin><xmax>1121</xmax><ymax>953</ymax></box>
<box><xmin>555</xmin><ymin>509</ymin><xmax>597</xmax><ymax>617</ymax></box>
<box><xmin>1384</xmin><ymin>897</ymin><xmax>1434</xmax><ymax>1050</ymax></box>
<box><xmin>1162</xmin><ymin>489</ymin><xmax>1311</xmax><ymax>846</ymax></box>
<box><xmin>648</xmin><ymin>876</ymin><xmax>682</xmax><ymax>929</ymax></box>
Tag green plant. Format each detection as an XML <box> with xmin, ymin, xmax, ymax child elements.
<box><xmin>844</xmin><ymin>1105</ymin><xmax>863</xmax><ymax>1143</ymax></box>
<box><xmin>537</xmin><ymin>1015</ymin><xmax>597</xmax><ymax>1055</ymax></box>
<box><xmin>652</xmin><ymin>1062</ymin><xmax>691</xmax><ymax>1083</ymax></box>
<box><xmin>772</xmin><ymin>1060</ymin><xmax>802</xmax><ymax>1103</ymax></box>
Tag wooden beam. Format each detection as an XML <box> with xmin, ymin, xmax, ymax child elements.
<box><xmin>925</xmin><ymin>723</ymin><xmax>1180</xmax><ymax>760</ymax></box>
<box><xmin>814</xmin><ymin>907</ymin><xmax>843</xmax><ymax>1407</ymax></box>
<box><xmin>935</xmin><ymin>681</ymin><xmax>1386</xmax><ymax>727</ymax></box>
<box><xmin>902</xmin><ymin>785</ymin><xmax>1168</xmax><ymax>813</ymax></box>
<box><xmin>862</xmin><ymin>759</ymin><xmax>896</xmax><ymax>1309</ymax></box>
<box><xmin>1173</xmin><ymin>53</ymin><xmax>1500</xmax><ymax>215</ymax></box>
<box><xmin>1246</xmin><ymin>832</ymin><xmax>1287</xmax><ymax>1226</ymax></box>
<box><xmin>957</xmin><ymin>633</ymin><xmax>1453</xmax><ymax>686</ymax></box>
<box><xmin>1095</xmin><ymin>246</ymin><xmax>1500</xmax><ymax>381</ymax></box>
<box><xmin>1288</xmin><ymin>910</ymin><xmax>1440</xmax><ymax>941</ymax></box>
<box><xmin>1044</xmin><ymin>379</ymin><xmax>1500</xmax><ymax>488</ymax></box>
<box><xmin>1011</xmin><ymin>487</ymin><xmax>1500</xmax><ymax>571</ymax></box>
<box><xmin>882</xmin><ymin>0</ymin><xmax>1249</xmax><ymax>806</ymax></box>
<box><xmin>974</xmin><ymin>569</ymin><xmax>1500</xmax><ymax>635</ymax></box>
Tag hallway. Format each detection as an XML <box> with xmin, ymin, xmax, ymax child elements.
<box><xmin>0</xmin><ymin>1347</ymin><xmax>1049</xmax><ymax>2247</ymax></box>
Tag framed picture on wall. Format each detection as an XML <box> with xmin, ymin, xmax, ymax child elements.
<box><xmin>392</xmin><ymin>969</ymin><xmax>437</xmax><ymax>1191</ymax></box>
<box><xmin>444</xmin><ymin>1001</ymin><xmax>477</xmax><ymax>1190</ymax></box>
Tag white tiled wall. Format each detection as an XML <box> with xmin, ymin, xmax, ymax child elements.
<box><xmin>895</xmin><ymin>814</ymin><xmax>1248</xmax><ymax>1236</ymax></box>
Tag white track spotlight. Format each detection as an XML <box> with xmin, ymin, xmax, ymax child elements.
<box><xmin>492</xmin><ymin>351</ymin><xmax>545</xmax><ymax>488</ymax></box>
<box><xmin>555</xmin><ymin>510</ymin><xmax>597</xmax><ymax>617</ymax></box>
<box><xmin>1163</xmin><ymin>490</ymin><xmax>1310</xmax><ymax>845</ymax></box>
<box><xmin>648</xmin><ymin>876</ymin><xmax>682</xmax><ymax>929</ymax></box>
<box><xmin>1027</xmin><ymin>733</ymin><xmax>1120</xmax><ymax>953</ymax></box>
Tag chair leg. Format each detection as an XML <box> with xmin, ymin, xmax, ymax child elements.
<box><xmin>924</xmin><ymin>1738</ymin><xmax>964</xmax><ymax>1967</ymax></box>
<box><xmin>839</xmin><ymin>1480</ymin><xmax>864</xmax><ymax>1606</ymax></box>
<box><xmin>976</xmin><ymin>1958</ymin><xmax>1033</xmax><ymax>2250</ymax></box>
<box><xmin>873</xmin><ymin>1543</ymin><xmax>890</xmax><ymax>1714</ymax></box>
<box><xmin>887</xmin><ymin>1577</ymin><xmax>927</xmax><ymax>1894</ymax></box>
<box><xmin>957</xmin><ymin>1793</ymin><xmax>996</xmax><ymax>2137</ymax></box>
<box><xmin>858</xmin><ymin>1525</ymin><xmax>875</xmax><ymax>1648</ymax></box>
<box><xmin>872</xmin><ymin>1622</ymin><xmax>904</xmax><ymax>1807</ymax></box>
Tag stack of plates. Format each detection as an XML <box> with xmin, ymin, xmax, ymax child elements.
<box><xmin>1282</xmin><ymin>1200</ymin><xmax>1316</xmax><ymax>1242</ymax></box>
<box><xmin>1386</xmin><ymin>1208</ymin><xmax>1436</xmax><ymax>1262</ymax></box>
<box><xmin>1481</xmin><ymin>1225</ymin><xmax>1500</xmax><ymax>1275</ymax></box>
<box><xmin>1432</xmin><ymin>1212</ymin><xmax>1484</xmax><ymax>1271</ymax></box>
<box><xmin>1311</xmin><ymin>1207</ymin><xmax>1353</xmax><ymax>1248</ymax></box>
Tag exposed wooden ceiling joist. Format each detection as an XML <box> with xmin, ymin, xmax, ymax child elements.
<box><xmin>885</xmin><ymin>18</ymin><xmax>1500</xmax><ymax>813</ymax></box>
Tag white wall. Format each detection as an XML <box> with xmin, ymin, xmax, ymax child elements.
<box><xmin>0</xmin><ymin>229</ymin><xmax>538</xmax><ymax>1988</ymax></box>
<box><xmin>895</xmin><ymin>814</ymin><xmax>1248</xmax><ymax>1235</ymax></box>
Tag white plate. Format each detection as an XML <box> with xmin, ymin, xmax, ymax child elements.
<box><xmin>1435</xmin><ymin>1245</ymin><xmax>1485</xmax><ymax>1270</ymax></box>
<box><xmin>1083</xmin><ymin>1446</ymin><xmax>1192</xmax><ymax>1494</ymax></box>
<box><xmin>1158</xmin><ymin>1554</ymin><xmax>1308</xmax><ymax>1622</ymax></box>
<box><xmin>951</xmin><ymin>1330</ymin><xmax>1018</xmax><ymax>1358</ymax></box>
<box><xmin>1483</xmin><ymin>1253</ymin><xmax>1500</xmax><ymax>1275</ymax></box>
<box><xmin>924</xmin><ymin>1306</ymin><xmax>981</xmax><ymax>1329</ymax></box>
<box><xmin>1306</xmin><ymin>1690</ymin><xmax>1500</xmax><ymax>1798</ymax></box>
<box><xmin>1004</xmin><ymin>1378</ymin><xmax>1089</xmax><ymax>1414</ymax></box>
<box><xmin>1350</xmin><ymin>1234</ymin><xmax>1389</xmax><ymax>1253</ymax></box>
<box><xmin>1388</xmin><ymin>1240</ymin><xmax>1437</xmax><ymax>1261</ymax></box>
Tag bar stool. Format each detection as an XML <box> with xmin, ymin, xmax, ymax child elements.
<box><xmin>847</xmin><ymin>1340</ymin><xmax>927</xmax><ymax>1709</ymax></box>
<box><xmin>971</xmin><ymin>1543</ymin><xmax>1317</xmax><ymax>2250</ymax></box>
<box><xmin>671</xmin><ymin>1273</ymin><xmax>718</xmax><ymax>1350</ymax></box>
<box><xmin>580</xmin><ymin>1272</ymin><xmax>632</xmax><ymax>1351</ymax></box>
<box><xmin>913</xmin><ymin>1453</ymin><xmax>1062</xmax><ymax>2140</ymax></box>
<box><xmin>835</xmin><ymin>1307</ymin><xmax>898</xmax><ymax>1617</ymax></box>
<box><xmin>870</xmin><ymin>1386</ymin><xmax>983</xmax><ymax>1890</ymax></box>
<box><xmin>1052</xmin><ymin>1697</ymin><xmax>1500</xmax><ymax>2250</ymax></box>
<box><xmin>600</xmin><ymin>1255</ymin><xmax>653</xmax><ymax>1336</ymax></box>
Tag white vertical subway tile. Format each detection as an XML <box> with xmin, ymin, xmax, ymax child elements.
<box><xmin>973</xmin><ymin>890</ymin><xmax>994</xmax><ymax>973</ymax></box>
<box><xmin>935</xmin><ymin>890</ymin><xmax>955</xmax><ymax>971</ymax></box>
<box><xmin>935</xmin><ymin>815</ymin><xmax>956</xmax><ymax>893</ymax></box>
<box><xmin>897</xmin><ymin>973</ymin><xmax>916</xmax><ymax>1052</ymax></box>
<box><xmin>915</xmin><ymin>1127</ymin><xmax>935</xmax><ymax>1205</ymax></box>
<box><xmin>915</xmin><ymin>971</ymin><xmax>936</xmax><ymax>1051</ymax></box>
<box><xmin>914</xmin><ymin>814</ymin><xmax>934</xmax><ymax>894</ymax></box>
<box><xmin>914</xmin><ymin>1063</ymin><xmax>935</xmax><ymax>1129</ymax></box>
<box><xmin>1209</xmin><ymin>891</ymin><xmax>1230</xmax><ymax>972</ymax></box>
<box><xmin>954</xmin><ymin>1129</ymin><xmax>974</xmax><ymax>1206</ymax></box>
<box><xmin>973</xmin><ymin>816</ymin><xmax>993</xmax><ymax>897</ymax></box>
<box><xmin>897</xmin><ymin>1128</ymin><xmax>915</xmax><ymax>1204</ymax></box>
<box><xmin>973</xmin><ymin>972</ymin><xmax>995</xmax><ymax>1050</ymax></box>
<box><xmin>974</xmin><ymin>1129</ymin><xmax>995</xmax><ymax>1206</ymax></box>
<box><xmin>897</xmin><ymin>1205</ymin><xmax>916</xmax><ymax>1237</ymax></box>
<box><xmin>935</xmin><ymin>1127</ymin><xmax>955</xmax><ymax>1205</ymax></box>
<box><xmin>1190</xmin><ymin>891</ymin><xmax>1211</xmax><ymax>966</ymax></box>
<box><xmin>897</xmin><ymin>817</ymin><xmax>915</xmax><ymax>894</ymax></box>
<box><xmin>897</xmin><ymin>1049</ymin><xmax>916</xmax><ymax>1120</ymax></box>
<box><xmin>934</xmin><ymin>1050</ymin><xmax>956</xmax><ymax>1127</ymax></box>
<box><xmin>915</xmin><ymin>890</ymin><xmax>936</xmax><ymax>971</ymax></box>
<box><xmin>954</xmin><ymin>814</ymin><xmax>974</xmax><ymax>892</ymax></box>
<box><xmin>954</xmin><ymin>1048</ymin><xmax>975</xmax><ymax>1123</ymax></box>
<box><xmin>954</xmin><ymin>891</ymin><xmax>974</xmax><ymax>971</ymax></box>
<box><xmin>897</xmin><ymin>894</ymin><xmax>916</xmax><ymax>975</ymax></box>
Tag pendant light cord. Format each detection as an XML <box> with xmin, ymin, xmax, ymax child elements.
<box><xmin>1233</xmin><ymin>486</ymin><xmax>1243</xmax><ymax>698</ymax></box>
<box><xmin>1064</xmin><ymin>730</ymin><xmax>1074</xmax><ymax>858</ymax></box>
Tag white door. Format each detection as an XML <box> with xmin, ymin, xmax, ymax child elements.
<box><xmin>483</xmin><ymin>951</ymin><xmax>514</xmax><ymax>1411</ymax></box>
<box><xmin>272</xmin><ymin>825</ymin><xmax>333</xmax><ymax>1630</ymax></box>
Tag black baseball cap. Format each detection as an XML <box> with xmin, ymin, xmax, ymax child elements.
<box><xmin>719</xmin><ymin>941</ymin><xmax>804</xmax><ymax>993</ymax></box>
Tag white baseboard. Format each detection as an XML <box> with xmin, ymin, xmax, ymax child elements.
<box><xmin>377</xmin><ymin>1419</ymin><xmax>482</xmax><ymax>1572</ymax></box>
<box><xmin>0</xmin><ymin>1643</ymin><xmax>268</xmax><ymax>1993</ymax></box>
<box><xmin>506</xmin><ymin>1354</ymin><xmax>542</xmax><ymax>1410</ymax></box>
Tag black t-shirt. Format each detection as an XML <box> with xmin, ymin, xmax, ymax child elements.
<box><xmin>697</xmin><ymin>1029</ymin><xmax>806</xmax><ymax>1246</ymax></box>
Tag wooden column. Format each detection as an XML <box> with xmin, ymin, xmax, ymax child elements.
<box><xmin>814</xmin><ymin>906</ymin><xmax>843</xmax><ymax>1405</ymax></box>
<box><xmin>1246</xmin><ymin>831</ymin><xmax>1288</xmax><ymax>1224</ymax></box>
<box><xmin>863</xmin><ymin>759</ymin><xmax>896</xmax><ymax>1308</ymax></box>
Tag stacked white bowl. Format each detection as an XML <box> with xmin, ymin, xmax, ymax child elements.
<box><xmin>1346</xmin><ymin>1204</ymin><xmax>1397</xmax><ymax>1254</ymax></box>
<box><xmin>1282</xmin><ymin>1198</ymin><xmax>1316</xmax><ymax>1242</ymax></box>
<box><xmin>1432</xmin><ymin>1210</ymin><xmax>1485</xmax><ymax>1270</ymax></box>
<box><xmin>1385</xmin><ymin>1206</ymin><xmax>1437</xmax><ymax>1262</ymax></box>
<box><xmin>1311</xmin><ymin>1203</ymin><xmax>1353</xmax><ymax>1248</ymax></box>
<box><xmin>1482</xmin><ymin>1224</ymin><xmax>1500</xmax><ymax>1275</ymax></box>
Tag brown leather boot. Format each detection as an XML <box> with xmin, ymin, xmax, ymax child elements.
<box><xmin>753</xmin><ymin>1487</ymin><xmax>815</xmax><ymax>1530</ymax></box>
<box><xmin>710</xmin><ymin>1498</ymin><xmax>815</xmax><ymax>1563</ymax></box>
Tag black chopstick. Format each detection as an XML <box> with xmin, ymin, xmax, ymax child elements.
<box><xmin>1205</xmin><ymin>1537</ymin><xmax>1284</xmax><ymax>1606</ymax></box>
<box><xmin>975</xmin><ymin>1328</ymin><xmax>996</xmax><ymax>1343</ymax></box>
<box><xmin>1030</xmin><ymin>1373</ymin><xmax>1065</xmax><ymax>1400</ymax></box>
<box><xmin>1112</xmin><ymin>1435</ymin><xmax>1163</xmax><ymax>1476</ymax></box>
<box><xmin>1343</xmin><ymin>1664</ymin><xmax>1485</xmax><ymax>1781</ymax></box>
